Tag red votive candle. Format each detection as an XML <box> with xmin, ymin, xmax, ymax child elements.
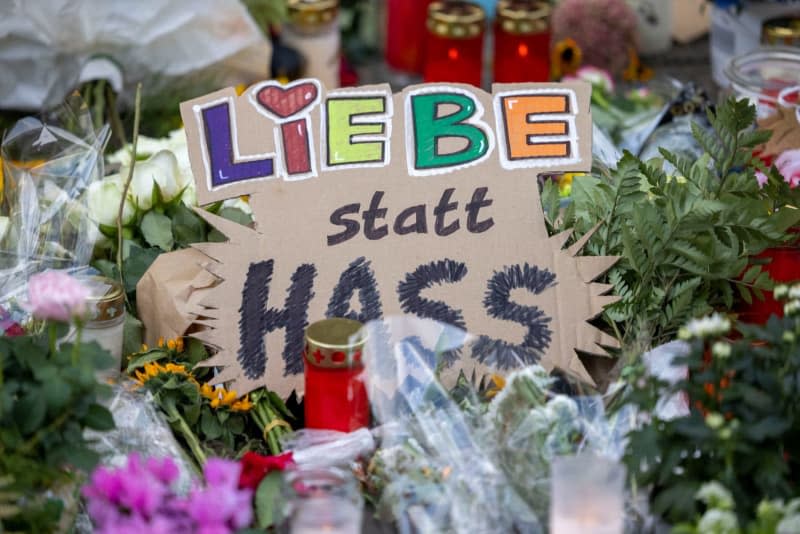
<box><xmin>303</xmin><ymin>318</ymin><xmax>370</xmax><ymax>432</ymax></box>
<box><xmin>494</xmin><ymin>0</ymin><xmax>551</xmax><ymax>83</ymax></box>
<box><xmin>385</xmin><ymin>0</ymin><xmax>435</xmax><ymax>73</ymax></box>
<box><xmin>423</xmin><ymin>1</ymin><xmax>486</xmax><ymax>87</ymax></box>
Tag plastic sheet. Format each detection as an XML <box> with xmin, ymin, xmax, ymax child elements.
<box><xmin>351</xmin><ymin>316</ymin><xmax>636</xmax><ymax>534</ymax></box>
<box><xmin>0</xmin><ymin>0</ymin><xmax>271</xmax><ymax>110</ymax></box>
<box><xmin>84</xmin><ymin>383</ymin><xmax>197</xmax><ymax>493</ymax></box>
<box><xmin>0</xmin><ymin>96</ymin><xmax>108</xmax><ymax>319</ymax></box>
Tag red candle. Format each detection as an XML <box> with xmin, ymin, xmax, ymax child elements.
<box><xmin>303</xmin><ymin>318</ymin><xmax>370</xmax><ymax>432</ymax></box>
<box><xmin>494</xmin><ymin>0</ymin><xmax>551</xmax><ymax>83</ymax></box>
<box><xmin>385</xmin><ymin>0</ymin><xmax>435</xmax><ymax>73</ymax></box>
<box><xmin>423</xmin><ymin>1</ymin><xmax>486</xmax><ymax>87</ymax></box>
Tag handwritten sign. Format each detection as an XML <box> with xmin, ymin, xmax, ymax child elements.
<box><xmin>180</xmin><ymin>80</ymin><xmax>618</xmax><ymax>397</ymax></box>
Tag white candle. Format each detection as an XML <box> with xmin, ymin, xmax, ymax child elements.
<box><xmin>550</xmin><ymin>454</ymin><xmax>625</xmax><ymax>534</ymax></box>
<box><xmin>290</xmin><ymin>496</ymin><xmax>362</xmax><ymax>534</ymax></box>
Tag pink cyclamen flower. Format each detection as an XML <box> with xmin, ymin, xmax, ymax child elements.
<box><xmin>25</xmin><ymin>271</ymin><xmax>90</xmax><ymax>322</ymax></box>
<box><xmin>775</xmin><ymin>149</ymin><xmax>800</xmax><ymax>188</ymax></box>
<box><xmin>564</xmin><ymin>66</ymin><xmax>615</xmax><ymax>93</ymax></box>
<box><xmin>755</xmin><ymin>170</ymin><xmax>769</xmax><ymax>189</ymax></box>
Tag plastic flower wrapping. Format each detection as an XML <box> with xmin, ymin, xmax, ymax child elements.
<box><xmin>0</xmin><ymin>95</ymin><xmax>108</xmax><ymax>318</ymax></box>
<box><xmin>281</xmin><ymin>317</ymin><xmax>640</xmax><ymax>533</ymax></box>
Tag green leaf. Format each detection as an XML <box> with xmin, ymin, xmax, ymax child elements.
<box><xmin>744</xmin><ymin>416</ymin><xmax>790</xmax><ymax>441</ymax></box>
<box><xmin>218</xmin><ymin>206</ymin><xmax>253</xmax><ymax>226</ymax></box>
<box><xmin>141</xmin><ymin>211</ymin><xmax>175</xmax><ymax>251</ymax></box>
<box><xmin>171</xmin><ymin>203</ymin><xmax>207</xmax><ymax>246</ymax></box>
<box><xmin>82</xmin><ymin>403</ymin><xmax>115</xmax><ymax>431</ymax></box>
<box><xmin>255</xmin><ymin>471</ymin><xmax>284</xmax><ymax>528</ymax></box>
<box><xmin>122</xmin><ymin>244</ymin><xmax>161</xmax><ymax>293</ymax></box>
<box><xmin>201</xmin><ymin>408</ymin><xmax>223</xmax><ymax>439</ymax></box>
<box><xmin>43</xmin><ymin>378</ymin><xmax>72</xmax><ymax>413</ymax></box>
<box><xmin>123</xmin><ymin>313</ymin><xmax>144</xmax><ymax>361</ymax></box>
<box><xmin>126</xmin><ymin>348</ymin><xmax>168</xmax><ymax>373</ymax></box>
<box><xmin>14</xmin><ymin>391</ymin><xmax>46</xmax><ymax>435</ymax></box>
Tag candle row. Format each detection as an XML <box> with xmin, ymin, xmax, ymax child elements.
<box><xmin>387</xmin><ymin>0</ymin><xmax>552</xmax><ymax>86</ymax></box>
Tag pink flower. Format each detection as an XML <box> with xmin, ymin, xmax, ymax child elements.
<box><xmin>146</xmin><ymin>456</ymin><xmax>180</xmax><ymax>485</ymax></box>
<box><xmin>775</xmin><ymin>149</ymin><xmax>800</xmax><ymax>188</ymax></box>
<box><xmin>755</xmin><ymin>170</ymin><xmax>769</xmax><ymax>188</ymax></box>
<box><xmin>25</xmin><ymin>271</ymin><xmax>89</xmax><ymax>322</ymax></box>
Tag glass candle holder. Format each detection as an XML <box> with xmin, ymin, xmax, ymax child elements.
<box><xmin>303</xmin><ymin>318</ymin><xmax>369</xmax><ymax>432</ymax></box>
<box><xmin>281</xmin><ymin>466</ymin><xmax>363</xmax><ymax>534</ymax></box>
<box><xmin>385</xmin><ymin>0</ymin><xmax>435</xmax><ymax>74</ymax></box>
<box><xmin>282</xmin><ymin>0</ymin><xmax>341</xmax><ymax>89</ymax></box>
<box><xmin>724</xmin><ymin>47</ymin><xmax>800</xmax><ymax>119</ymax></box>
<box><xmin>494</xmin><ymin>0</ymin><xmax>551</xmax><ymax>83</ymax></box>
<box><xmin>424</xmin><ymin>1</ymin><xmax>486</xmax><ymax>87</ymax></box>
<box><xmin>550</xmin><ymin>454</ymin><xmax>626</xmax><ymax>534</ymax></box>
<box><xmin>73</xmin><ymin>276</ymin><xmax>126</xmax><ymax>381</ymax></box>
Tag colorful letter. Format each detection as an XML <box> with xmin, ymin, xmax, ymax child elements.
<box><xmin>406</xmin><ymin>88</ymin><xmax>495</xmax><ymax>176</ymax></box>
<box><xmin>494</xmin><ymin>89</ymin><xmax>579</xmax><ymax>169</ymax></box>
<box><xmin>324</xmin><ymin>93</ymin><xmax>392</xmax><ymax>168</ymax></box>
<box><xmin>250</xmin><ymin>79</ymin><xmax>322</xmax><ymax>180</ymax></box>
<box><xmin>199</xmin><ymin>101</ymin><xmax>275</xmax><ymax>190</ymax></box>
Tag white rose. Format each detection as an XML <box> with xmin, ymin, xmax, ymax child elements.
<box><xmin>87</xmin><ymin>174</ymin><xmax>135</xmax><ymax>227</ymax></box>
<box><xmin>181</xmin><ymin>179</ymin><xmax>197</xmax><ymax>207</ymax></box>
<box><xmin>128</xmin><ymin>150</ymin><xmax>183</xmax><ymax>209</ymax></box>
<box><xmin>107</xmin><ymin>135</ymin><xmax>169</xmax><ymax>168</ymax></box>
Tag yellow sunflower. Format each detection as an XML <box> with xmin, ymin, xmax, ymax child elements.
<box><xmin>551</xmin><ymin>38</ymin><xmax>583</xmax><ymax>80</ymax></box>
<box><xmin>200</xmin><ymin>383</ymin><xmax>253</xmax><ymax>412</ymax></box>
<box><xmin>134</xmin><ymin>362</ymin><xmax>196</xmax><ymax>387</ymax></box>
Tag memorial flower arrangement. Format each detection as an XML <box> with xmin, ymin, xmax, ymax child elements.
<box><xmin>126</xmin><ymin>338</ymin><xmax>293</xmax><ymax>468</ymax></box>
<box><xmin>542</xmin><ymin>98</ymin><xmax>800</xmax><ymax>359</ymax></box>
<box><xmin>623</xmin><ymin>284</ymin><xmax>800</xmax><ymax>525</ymax></box>
<box><xmin>0</xmin><ymin>272</ymin><xmax>115</xmax><ymax>532</ymax></box>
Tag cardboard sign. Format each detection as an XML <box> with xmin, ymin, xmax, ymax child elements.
<box><xmin>180</xmin><ymin>80</ymin><xmax>619</xmax><ymax>397</ymax></box>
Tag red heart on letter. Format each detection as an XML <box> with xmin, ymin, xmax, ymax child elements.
<box><xmin>256</xmin><ymin>82</ymin><xmax>319</xmax><ymax>119</ymax></box>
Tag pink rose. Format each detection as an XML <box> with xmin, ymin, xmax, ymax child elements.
<box><xmin>25</xmin><ymin>271</ymin><xmax>90</xmax><ymax>322</ymax></box>
<box><xmin>775</xmin><ymin>149</ymin><xmax>800</xmax><ymax>189</ymax></box>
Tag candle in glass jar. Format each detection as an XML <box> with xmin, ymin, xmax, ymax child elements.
<box><xmin>494</xmin><ymin>0</ymin><xmax>551</xmax><ymax>83</ymax></box>
<box><xmin>284</xmin><ymin>466</ymin><xmax>363</xmax><ymax>534</ymax></box>
<box><xmin>281</xmin><ymin>0</ymin><xmax>341</xmax><ymax>89</ymax></box>
<box><xmin>303</xmin><ymin>318</ymin><xmax>369</xmax><ymax>432</ymax></box>
<box><xmin>77</xmin><ymin>276</ymin><xmax>126</xmax><ymax>381</ymax></box>
<box><xmin>385</xmin><ymin>0</ymin><xmax>435</xmax><ymax>73</ymax></box>
<box><xmin>550</xmin><ymin>454</ymin><xmax>625</xmax><ymax>534</ymax></box>
<box><xmin>423</xmin><ymin>1</ymin><xmax>486</xmax><ymax>87</ymax></box>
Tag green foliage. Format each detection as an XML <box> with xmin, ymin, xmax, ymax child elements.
<box><xmin>623</xmin><ymin>314</ymin><xmax>800</xmax><ymax>525</ymax></box>
<box><xmin>542</xmin><ymin>98</ymin><xmax>800</xmax><ymax>353</ymax></box>
<box><xmin>0</xmin><ymin>327</ymin><xmax>115</xmax><ymax>532</ymax></box>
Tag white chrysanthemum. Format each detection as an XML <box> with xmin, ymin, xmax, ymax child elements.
<box><xmin>774</xmin><ymin>285</ymin><xmax>789</xmax><ymax>300</ymax></box>
<box><xmin>696</xmin><ymin>481</ymin><xmax>734</xmax><ymax>510</ymax></box>
<box><xmin>545</xmin><ymin>395</ymin><xmax>579</xmax><ymax>421</ymax></box>
<box><xmin>682</xmin><ymin>313</ymin><xmax>731</xmax><ymax>340</ymax></box>
<box><xmin>788</xmin><ymin>285</ymin><xmax>800</xmax><ymax>300</ymax></box>
<box><xmin>697</xmin><ymin>509</ymin><xmax>739</xmax><ymax>533</ymax></box>
<box><xmin>785</xmin><ymin>299</ymin><xmax>800</xmax><ymax>317</ymax></box>
<box><xmin>712</xmin><ymin>341</ymin><xmax>731</xmax><ymax>359</ymax></box>
<box><xmin>705</xmin><ymin>413</ymin><xmax>725</xmax><ymax>431</ymax></box>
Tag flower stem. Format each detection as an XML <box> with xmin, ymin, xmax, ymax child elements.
<box><xmin>117</xmin><ymin>83</ymin><xmax>142</xmax><ymax>303</ymax></box>
<box><xmin>48</xmin><ymin>323</ymin><xmax>57</xmax><ymax>357</ymax></box>
<box><xmin>166</xmin><ymin>404</ymin><xmax>207</xmax><ymax>467</ymax></box>
<box><xmin>71</xmin><ymin>324</ymin><xmax>82</xmax><ymax>367</ymax></box>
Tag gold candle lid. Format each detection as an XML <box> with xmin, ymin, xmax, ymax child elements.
<box><xmin>287</xmin><ymin>0</ymin><xmax>339</xmax><ymax>29</ymax></box>
<box><xmin>763</xmin><ymin>17</ymin><xmax>800</xmax><ymax>45</ymax></box>
<box><xmin>83</xmin><ymin>276</ymin><xmax>125</xmax><ymax>324</ymax></box>
<box><xmin>305</xmin><ymin>318</ymin><xmax>366</xmax><ymax>369</ymax></box>
<box><xmin>427</xmin><ymin>1</ymin><xmax>486</xmax><ymax>39</ymax></box>
<box><xmin>497</xmin><ymin>0</ymin><xmax>550</xmax><ymax>35</ymax></box>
